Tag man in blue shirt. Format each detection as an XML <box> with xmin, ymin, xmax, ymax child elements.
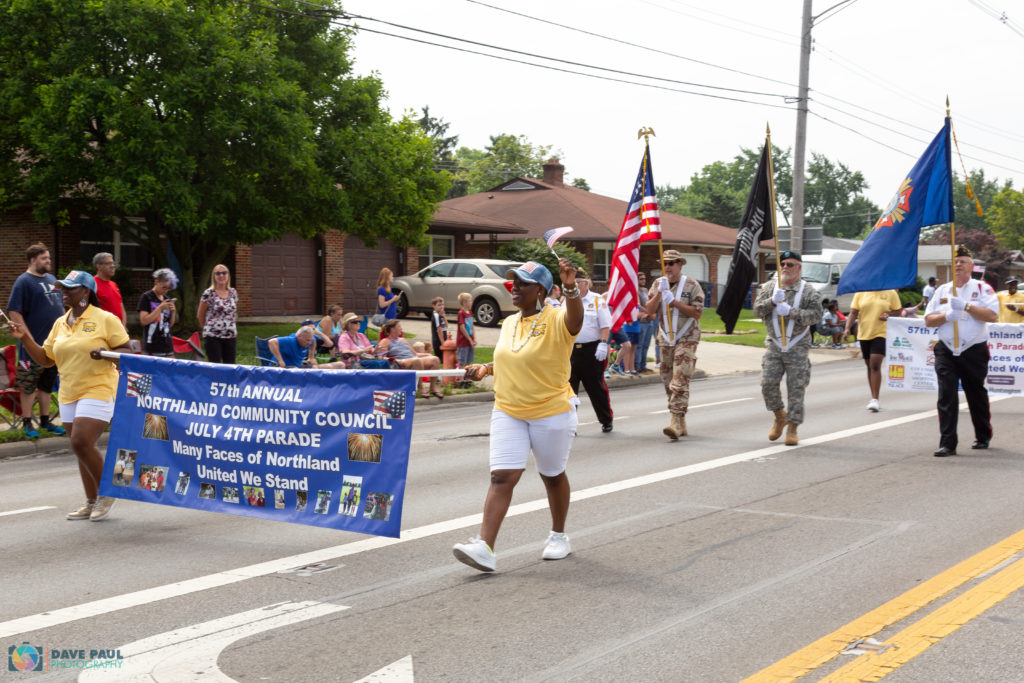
<box><xmin>6</xmin><ymin>243</ymin><xmax>67</xmax><ymax>438</ymax></box>
<box><xmin>267</xmin><ymin>326</ymin><xmax>316</xmax><ymax>368</ymax></box>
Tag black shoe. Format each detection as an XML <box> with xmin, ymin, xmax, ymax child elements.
<box><xmin>971</xmin><ymin>440</ymin><xmax>989</xmax><ymax>450</ymax></box>
<box><xmin>933</xmin><ymin>446</ymin><xmax>956</xmax><ymax>457</ymax></box>
<box><xmin>601</xmin><ymin>423</ymin><xmax>613</xmax><ymax>433</ymax></box>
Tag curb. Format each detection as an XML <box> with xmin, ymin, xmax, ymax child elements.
<box><xmin>0</xmin><ymin>433</ymin><xmax>108</xmax><ymax>460</ymax></box>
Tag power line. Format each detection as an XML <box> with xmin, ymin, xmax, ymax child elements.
<box><xmin>465</xmin><ymin>0</ymin><xmax>799</xmax><ymax>89</ymax></box>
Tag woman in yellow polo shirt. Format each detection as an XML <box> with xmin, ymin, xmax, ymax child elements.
<box><xmin>8</xmin><ymin>270</ymin><xmax>132</xmax><ymax>522</ymax></box>
<box><xmin>844</xmin><ymin>289</ymin><xmax>903</xmax><ymax>413</ymax></box>
<box><xmin>452</xmin><ymin>258</ymin><xmax>583</xmax><ymax>572</ymax></box>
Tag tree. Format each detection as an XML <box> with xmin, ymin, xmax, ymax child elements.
<box><xmin>0</xmin><ymin>0</ymin><xmax>449</xmax><ymax>325</ymax></box>
<box><xmin>571</xmin><ymin>177</ymin><xmax>591</xmax><ymax>191</ymax></box>
<box><xmin>495</xmin><ymin>239</ymin><xmax>587</xmax><ymax>279</ymax></box>
<box><xmin>802</xmin><ymin>154</ymin><xmax>879</xmax><ymax>238</ymax></box>
<box><xmin>924</xmin><ymin>228</ymin><xmax>1014</xmax><ymax>280</ymax></box>
<box><xmin>453</xmin><ymin>134</ymin><xmax>556</xmax><ymax>196</ymax></box>
<box><xmin>418</xmin><ymin>106</ymin><xmax>464</xmax><ymax>199</ymax></box>
<box><xmin>656</xmin><ymin>143</ymin><xmax>791</xmax><ymax>229</ymax></box>
<box><xmin>952</xmin><ymin>169</ymin><xmax>1010</xmax><ymax>233</ymax></box>
<box><xmin>988</xmin><ymin>186</ymin><xmax>1024</xmax><ymax>251</ymax></box>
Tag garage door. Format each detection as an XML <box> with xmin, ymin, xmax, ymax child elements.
<box><xmin>250</xmin><ymin>234</ymin><xmax>321</xmax><ymax>316</ymax></box>
<box><xmin>343</xmin><ymin>237</ymin><xmax>402</xmax><ymax>315</ymax></box>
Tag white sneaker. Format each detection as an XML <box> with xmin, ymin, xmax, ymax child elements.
<box><xmin>542</xmin><ymin>531</ymin><xmax>571</xmax><ymax>560</ymax></box>
<box><xmin>452</xmin><ymin>536</ymin><xmax>495</xmax><ymax>572</ymax></box>
<box><xmin>866</xmin><ymin>398</ymin><xmax>880</xmax><ymax>412</ymax></box>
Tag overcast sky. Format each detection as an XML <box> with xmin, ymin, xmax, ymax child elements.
<box><xmin>339</xmin><ymin>0</ymin><xmax>1024</xmax><ymax>222</ymax></box>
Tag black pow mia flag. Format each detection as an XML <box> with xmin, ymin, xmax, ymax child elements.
<box><xmin>716</xmin><ymin>142</ymin><xmax>774</xmax><ymax>334</ymax></box>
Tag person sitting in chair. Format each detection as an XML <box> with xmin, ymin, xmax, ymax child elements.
<box><xmin>267</xmin><ymin>325</ymin><xmax>316</xmax><ymax>368</ymax></box>
<box><xmin>376</xmin><ymin>319</ymin><xmax>443</xmax><ymax>399</ymax></box>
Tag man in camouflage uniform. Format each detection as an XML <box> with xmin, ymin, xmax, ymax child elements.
<box><xmin>644</xmin><ymin>250</ymin><xmax>704</xmax><ymax>440</ymax></box>
<box><xmin>753</xmin><ymin>250</ymin><xmax>823</xmax><ymax>445</ymax></box>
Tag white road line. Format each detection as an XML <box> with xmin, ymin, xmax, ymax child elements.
<box><xmin>651</xmin><ymin>397</ymin><xmax>753</xmax><ymax>414</ymax></box>
<box><xmin>355</xmin><ymin>655</ymin><xmax>415</xmax><ymax>683</ymax></box>
<box><xmin>0</xmin><ymin>397</ymin><xmax>1009</xmax><ymax>639</ymax></box>
<box><xmin>0</xmin><ymin>506</ymin><xmax>55</xmax><ymax>517</ymax></box>
<box><xmin>78</xmin><ymin>601</ymin><xmax>348</xmax><ymax>682</ymax></box>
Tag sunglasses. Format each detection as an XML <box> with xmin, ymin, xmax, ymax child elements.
<box><xmin>666</xmin><ymin>260</ymin><xmax>682</xmax><ymax>266</ymax></box>
<box><xmin>780</xmin><ymin>262</ymin><xmax>799</xmax><ymax>269</ymax></box>
<box><xmin>214</xmin><ymin>271</ymin><xmax>229</xmax><ymax>275</ymax></box>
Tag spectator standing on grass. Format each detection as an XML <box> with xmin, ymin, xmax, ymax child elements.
<box><xmin>138</xmin><ymin>268</ymin><xmax>177</xmax><ymax>357</ymax></box>
<box><xmin>376</xmin><ymin>268</ymin><xmax>400</xmax><ymax>323</ymax></box>
<box><xmin>844</xmin><ymin>289</ymin><xmax>902</xmax><ymax>413</ymax></box>
<box><xmin>455</xmin><ymin>292</ymin><xmax>477</xmax><ymax>369</ymax></box>
<box><xmin>429</xmin><ymin>296</ymin><xmax>450</xmax><ymax>363</ymax></box>
<box><xmin>197</xmin><ymin>264</ymin><xmax>238</xmax><ymax>364</ymax></box>
<box><xmin>92</xmin><ymin>252</ymin><xmax>126</xmax><ymax>324</ymax></box>
<box><xmin>6</xmin><ymin>243</ymin><xmax>66</xmax><ymax>438</ymax></box>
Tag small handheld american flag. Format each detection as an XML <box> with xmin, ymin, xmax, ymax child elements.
<box><xmin>541</xmin><ymin>227</ymin><xmax>574</xmax><ymax>257</ymax></box>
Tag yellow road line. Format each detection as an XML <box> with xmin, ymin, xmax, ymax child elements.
<box><xmin>741</xmin><ymin>528</ymin><xmax>1024</xmax><ymax>683</ymax></box>
<box><xmin>821</xmin><ymin>555</ymin><xmax>1024</xmax><ymax>682</ymax></box>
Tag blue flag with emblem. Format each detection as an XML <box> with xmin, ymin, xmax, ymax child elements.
<box><xmin>837</xmin><ymin>118</ymin><xmax>953</xmax><ymax>295</ymax></box>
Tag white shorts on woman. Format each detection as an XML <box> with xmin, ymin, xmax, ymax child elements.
<box><xmin>59</xmin><ymin>398</ymin><xmax>116</xmax><ymax>424</ymax></box>
<box><xmin>489</xmin><ymin>399</ymin><xmax>578</xmax><ymax>476</ymax></box>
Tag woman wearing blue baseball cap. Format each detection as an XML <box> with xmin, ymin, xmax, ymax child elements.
<box><xmin>7</xmin><ymin>270</ymin><xmax>134</xmax><ymax>522</ymax></box>
<box><xmin>452</xmin><ymin>258</ymin><xmax>583</xmax><ymax>572</ymax></box>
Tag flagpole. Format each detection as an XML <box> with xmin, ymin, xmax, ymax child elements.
<box><xmin>947</xmin><ymin>98</ymin><xmax>959</xmax><ymax>351</ymax></box>
<box><xmin>765</xmin><ymin>123</ymin><xmax>786</xmax><ymax>347</ymax></box>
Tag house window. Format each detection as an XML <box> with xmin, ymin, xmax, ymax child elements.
<box><xmin>418</xmin><ymin>235</ymin><xmax>454</xmax><ymax>271</ymax></box>
<box><xmin>78</xmin><ymin>219</ymin><xmax>153</xmax><ymax>271</ymax></box>
<box><xmin>592</xmin><ymin>242</ymin><xmax>613</xmax><ymax>282</ymax></box>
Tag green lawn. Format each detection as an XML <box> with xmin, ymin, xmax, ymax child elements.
<box><xmin>702</xmin><ymin>308</ymin><xmax>767</xmax><ymax>347</ymax></box>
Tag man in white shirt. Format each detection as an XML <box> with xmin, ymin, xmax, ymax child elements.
<box><xmin>924</xmin><ymin>245</ymin><xmax>999</xmax><ymax>456</ymax></box>
<box><xmin>568</xmin><ymin>269</ymin><xmax>613</xmax><ymax>433</ymax></box>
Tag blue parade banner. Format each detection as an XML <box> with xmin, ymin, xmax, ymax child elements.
<box><xmin>98</xmin><ymin>355</ymin><xmax>417</xmax><ymax>538</ymax></box>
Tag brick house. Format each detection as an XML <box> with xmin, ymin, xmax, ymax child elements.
<box><xmin>2</xmin><ymin>159</ymin><xmax>768</xmax><ymax>319</ymax></box>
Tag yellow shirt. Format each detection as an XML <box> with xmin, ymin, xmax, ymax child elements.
<box><xmin>493</xmin><ymin>305</ymin><xmax>577</xmax><ymax>420</ymax></box>
<box><xmin>43</xmin><ymin>305</ymin><xmax>130</xmax><ymax>403</ymax></box>
<box><xmin>850</xmin><ymin>290</ymin><xmax>902</xmax><ymax>340</ymax></box>
<box><xmin>996</xmin><ymin>290</ymin><xmax>1024</xmax><ymax>323</ymax></box>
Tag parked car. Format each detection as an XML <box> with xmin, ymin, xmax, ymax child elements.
<box><xmin>391</xmin><ymin>259</ymin><xmax>523</xmax><ymax>327</ymax></box>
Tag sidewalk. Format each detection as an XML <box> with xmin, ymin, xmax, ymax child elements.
<box><xmin>0</xmin><ymin>332</ymin><xmax>855</xmax><ymax>459</ymax></box>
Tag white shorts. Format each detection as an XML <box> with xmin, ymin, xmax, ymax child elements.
<box><xmin>59</xmin><ymin>398</ymin><xmax>115</xmax><ymax>423</ymax></box>
<box><xmin>489</xmin><ymin>401</ymin><xmax>578</xmax><ymax>476</ymax></box>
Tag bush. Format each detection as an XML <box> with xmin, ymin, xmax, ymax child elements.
<box><xmin>496</xmin><ymin>239</ymin><xmax>588</xmax><ymax>278</ymax></box>
<box><xmin>898</xmin><ymin>290</ymin><xmax>922</xmax><ymax>307</ymax></box>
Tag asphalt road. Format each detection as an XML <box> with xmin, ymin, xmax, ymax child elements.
<box><xmin>2</xmin><ymin>362</ymin><xmax>1022</xmax><ymax>682</ymax></box>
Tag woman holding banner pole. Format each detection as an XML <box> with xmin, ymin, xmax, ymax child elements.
<box><xmin>452</xmin><ymin>258</ymin><xmax>583</xmax><ymax>572</ymax></box>
<box><xmin>6</xmin><ymin>270</ymin><xmax>133</xmax><ymax>521</ymax></box>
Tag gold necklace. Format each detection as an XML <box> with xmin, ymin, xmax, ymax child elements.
<box><xmin>510</xmin><ymin>308</ymin><xmax>544</xmax><ymax>352</ymax></box>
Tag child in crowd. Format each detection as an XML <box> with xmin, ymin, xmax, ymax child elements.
<box><xmin>456</xmin><ymin>292</ymin><xmax>477</xmax><ymax>388</ymax></box>
<box><xmin>429</xmin><ymin>297</ymin><xmax>450</xmax><ymax>363</ymax></box>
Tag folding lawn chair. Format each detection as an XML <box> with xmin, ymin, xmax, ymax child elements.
<box><xmin>0</xmin><ymin>345</ymin><xmax>22</xmax><ymax>429</ymax></box>
<box><xmin>172</xmin><ymin>331</ymin><xmax>206</xmax><ymax>360</ymax></box>
<box><xmin>255</xmin><ymin>335</ymin><xmax>278</xmax><ymax>367</ymax></box>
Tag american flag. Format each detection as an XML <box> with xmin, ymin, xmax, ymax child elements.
<box><xmin>126</xmin><ymin>372</ymin><xmax>152</xmax><ymax>398</ymax></box>
<box><xmin>542</xmin><ymin>226</ymin><xmax>574</xmax><ymax>248</ymax></box>
<box><xmin>606</xmin><ymin>143</ymin><xmax>662</xmax><ymax>332</ymax></box>
<box><xmin>373</xmin><ymin>390</ymin><xmax>406</xmax><ymax>419</ymax></box>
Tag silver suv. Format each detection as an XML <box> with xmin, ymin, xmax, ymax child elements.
<box><xmin>391</xmin><ymin>259</ymin><xmax>523</xmax><ymax>327</ymax></box>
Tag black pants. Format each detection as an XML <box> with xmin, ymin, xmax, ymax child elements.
<box><xmin>933</xmin><ymin>340</ymin><xmax>992</xmax><ymax>449</ymax></box>
<box><xmin>570</xmin><ymin>341</ymin><xmax>612</xmax><ymax>427</ymax></box>
<box><xmin>204</xmin><ymin>336</ymin><xmax>237</xmax><ymax>364</ymax></box>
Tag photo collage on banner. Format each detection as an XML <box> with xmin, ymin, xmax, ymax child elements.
<box><xmin>99</xmin><ymin>355</ymin><xmax>418</xmax><ymax>538</ymax></box>
<box><xmin>884</xmin><ymin>318</ymin><xmax>1024</xmax><ymax>395</ymax></box>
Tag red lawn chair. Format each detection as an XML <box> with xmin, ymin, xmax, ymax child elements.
<box><xmin>0</xmin><ymin>345</ymin><xmax>23</xmax><ymax>429</ymax></box>
<box><xmin>172</xmin><ymin>331</ymin><xmax>205</xmax><ymax>360</ymax></box>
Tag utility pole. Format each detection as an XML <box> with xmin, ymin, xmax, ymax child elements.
<box><xmin>791</xmin><ymin>0</ymin><xmax>813</xmax><ymax>255</ymax></box>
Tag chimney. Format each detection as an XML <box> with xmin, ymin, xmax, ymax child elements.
<box><xmin>542</xmin><ymin>158</ymin><xmax>564</xmax><ymax>186</ymax></box>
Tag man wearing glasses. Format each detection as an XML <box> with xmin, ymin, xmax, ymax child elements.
<box><xmin>643</xmin><ymin>249</ymin><xmax>704</xmax><ymax>440</ymax></box>
<box><xmin>753</xmin><ymin>250</ymin><xmax>823</xmax><ymax>446</ymax></box>
<box><xmin>92</xmin><ymin>252</ymin><xmax>126</xmax><ymax>324</ymax></box>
